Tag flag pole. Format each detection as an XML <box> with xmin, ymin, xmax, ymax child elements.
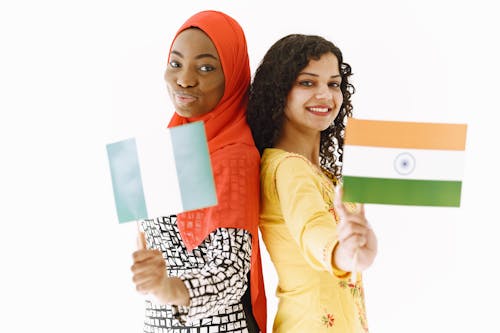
<box><xmin>136</xmin><ymin>220</ymin><xmax>146</xmax><ymax>250</ymax></box>
<box><xmin>351</xmin><ymin>247</ymin><xmax>359</xmax><ymax>284</ymax></box>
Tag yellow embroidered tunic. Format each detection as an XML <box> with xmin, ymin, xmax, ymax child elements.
<box><xmin>260</xmin><ymin>148</ymin><xmax>368</xmax><ymax>333</ymax></box>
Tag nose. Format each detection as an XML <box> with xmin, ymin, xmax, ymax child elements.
<box><xmin>176</xmin><ymin>68</ymin><xmax>197</xmax><ymax>88</ymax></box>
<box><xmin>315</xmin><ymin>84</ymin><xmax>332</xmax><ymax>100</ymax></box>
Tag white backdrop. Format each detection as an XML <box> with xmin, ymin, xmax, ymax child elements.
<box><xmin>1</xmin><ymin>0</ymin><xmax>498</xmax><ymax>332</ymax></box>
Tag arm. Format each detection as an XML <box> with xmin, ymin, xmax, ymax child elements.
<box><xmin>275</xmin><ymin>156</ymin><xmax>377</xmax><ymax>274</ymax></box>
<box><xmin>275</xmin><ymin>156</ymin><xmax>345</xmax><ymax>275</ymax></box>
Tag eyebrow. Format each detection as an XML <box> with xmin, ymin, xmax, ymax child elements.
<box><xmin>299</xmin><ymin>72</ymin><xmax>341</xmax><ymax>79</ymax></box>
<box><xmin>170</xmin><ymin>50</ymin><xmax>219</xmax><ymax>61</ymax></box>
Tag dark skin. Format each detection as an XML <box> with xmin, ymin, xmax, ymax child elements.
<box><xmin>131</xmin><ymin>232</ymin><xmax>189</xmax><ymax>305</ymax></box>
<box><xmin>130</xmin><ymin>28</ymin><xmax>226</xmax><ymax>306</ymax></box>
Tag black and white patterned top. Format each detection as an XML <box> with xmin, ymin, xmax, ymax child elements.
<box><xmin>140</xmin><ymin>215</ymin><xmax>256</xmax><ymax>333</ymax></box>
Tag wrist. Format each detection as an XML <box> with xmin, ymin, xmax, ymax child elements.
<box><xmin>154</xmin><ymin>277</ymin><xmax>190</xmax><ymax>306</ymax></box>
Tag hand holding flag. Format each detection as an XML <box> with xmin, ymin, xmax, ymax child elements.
<box><xmin>131</xmin><ymin>234</ymin><xmax>166</xmax><ymax>295</ymax></box>
<box><xmin>131</xmin><ymin>226</ymin><xmax>190</xmax><ymax>306</ymax></box>
<box><xmin>333</xmin><ymin>186</ymin><xmax>378</xmax><ymax>283</ymax></box>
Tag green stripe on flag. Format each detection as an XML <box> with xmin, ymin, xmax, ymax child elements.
<box><xmin>106</xmin><ymin>138</ymin><xmax>148</xmax><ymax>223</ymax></box>
<box><xmin>343</xmin><ymin>176</ymin><xmax>462</xmax><ymax>207</ymax></box>
<box><xmin>170</xmin><ymin>121</ymin><xmax>217</xmax><ymax>212</ymax></box>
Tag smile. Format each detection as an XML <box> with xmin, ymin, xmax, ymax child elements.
<box><xmin>306</xmin><ymin>106</ymin><xmax>332</xmax><ymax>115</ymax></box>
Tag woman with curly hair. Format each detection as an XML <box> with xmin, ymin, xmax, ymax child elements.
<box><xmin>247</xmin><ymin>34</ymin><xmax>377</xmax><ymax>332</ymax></box>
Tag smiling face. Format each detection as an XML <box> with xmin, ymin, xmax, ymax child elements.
<box><xmin>283</xmin><ymin>52</ymin><xmax>343</xmax><ymax>135</ymax></box>
<box><xmin>164</xmin><ymin>28</ymin><xmax>225</xmax><ymax>118</ymax></box>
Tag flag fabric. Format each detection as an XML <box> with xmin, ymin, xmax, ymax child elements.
<box><xmin>106</xmin><ymin>121</ymin><xmax>217</xmax><ymax>223</ymax></box>
<box><xmin>106</xmin><ymin>138</ymin><xmax>148</xmax><ymax>223</ymax></box>
<box><xmin>342</xmin><ymin>119</ymin><xmax>467</xmax><ymax>207</ymax></box>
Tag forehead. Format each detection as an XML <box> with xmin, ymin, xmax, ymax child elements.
<box><xmin>301</xmin><ymin>53</ymin><xmax>340</xmax><ymax>75</ymax></box>
<box><xmin>171</xmin><ymin>28</ymin><xmax>220</xmax><ymax>58</ymax></box>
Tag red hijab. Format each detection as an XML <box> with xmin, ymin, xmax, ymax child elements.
<box><xmin>167</xmin><ymin>10</ymin><xmax>267</xmax><ymax>332</ymax></box>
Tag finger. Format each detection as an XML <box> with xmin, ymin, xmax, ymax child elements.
<box><xmin>358</xmin><ymin>203</ymin><xmax>365</xmax><ymax>215</ymax></box>
<box><xmin>334</xmin><ymin>185</ymin><xmax>348</xmax><ymax>218</ymax></box>
<box><xmin>134</xmin><ymin>267</ymin><xmax>166</xmax><ymax>292</ymax></box>
<box><xmin>338</xmin><ymin>231</ymin><xmax>368</xmax><ymax>247</ymax></box>
<box><xmin>340</xmin><ymin>214</ymin><xmax>368</xmax><ymax>227</ymax></box>
<box><xmin>337</xmin><ymin>223</ymin><xmax>369</xmax><ymax>243</ymax></box>
<box><xmin>132</xmin><ymin>267</ymin><xmax>164</xmax><ymax>286</ymax></box>
<box><xmin>136</xmin><ymin>277</ymin><xmax>164</xmax><ymax>294</ymax></box>
<box><xmin>349</xmin><ymin>203</ymin><xmax>366</xmax><ymax>221</ymax></box>
<box><xmin>132</xmin><ymin>249</ymin><xmax>162</xmax><ymax>263</ymax></box>
<box><xmin>131</xmin><ymin>259</ymin><xmax>163</xmax><ymax>277</ymax></box>
<box><xmin>340</xmin><ymin>230</ymin><xmax>367</xmax><ymax>247</ymax></box>
<box><xmin>336</xmin><ymin>213</ymin><xmax>370</xmax><ymax>232</ymax></box>
<box><xmin>137</xmin><ymin>231</ymin><xmax>147</xmax><ymax>250</ymax></box>
<box><xmin>132</xmin><ymin>252</ymin><xmax>165</xmax><ymax>270</ymax></box>
<box><xmin>135</xmin><ymin>279</ymin><xmax>156</xmax><ymax>294</ymax></box>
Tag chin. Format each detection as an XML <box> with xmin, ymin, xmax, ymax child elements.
<box><xmin>174</xmin><ymin>108</ymin><xmax>195</xmax><ymax>118</ymax></box>
<box><xmin>318</xmin><ymin>123</ymin><xmax>333</xmax><ymax>132</ymax></box>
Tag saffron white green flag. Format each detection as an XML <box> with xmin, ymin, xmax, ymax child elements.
<box><xmin>106</xmin><ymin>121</ymin><xmax>217</xmax><ymax>223</ymax></box>
<box><xmin>342</xmin><ymin>119</ymin><xmax>467</xmax><ymax>207</ymax></box>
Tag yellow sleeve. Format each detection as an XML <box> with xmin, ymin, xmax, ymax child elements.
<box><xmin>274</xmin><ymin>155</ymin><xmax>347</xmax><ymax>276</ymax></box>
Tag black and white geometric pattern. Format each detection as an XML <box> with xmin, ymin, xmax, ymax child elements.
<box><xmin>140</xmin><ymin>215</ymin><xmax>254</xmax><ymax>333</ymax></box>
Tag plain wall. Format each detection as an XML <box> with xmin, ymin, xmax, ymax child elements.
<box><xmin>1</xmin><ymin>0</ymin><xmax>498</xmax><ymax>332</ymax></box>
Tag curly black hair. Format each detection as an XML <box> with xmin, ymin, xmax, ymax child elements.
<box><xmin>247</xmin><ymin>34</ymin><xmax>354</xmax><ymax>180</ymax></box>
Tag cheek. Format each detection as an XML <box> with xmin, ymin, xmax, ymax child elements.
<box><xmin>164</xmin><ymin>70</ymin><xmax>175</xmax><ymax>86</ymax></box>
<box><xmin>207</xmin><ymin>80</ymin><xmax>225</xmax><ymax>104</ymax></box>
<box><xmin>285</xmin><ymin>89</ymin><xmax>306</xmax><ymax>108</ymax></box>
<box><xmin>334</xmin><ymin>91</ymin><xmax>344</xmax><ymax>106</ymax></box>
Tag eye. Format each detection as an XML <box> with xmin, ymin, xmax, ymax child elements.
<box><xmin>298</xmin><ymin>80</ymin><xmax>313</xmax><ymax>87</ymax></box>
<box><xmin>328</xmin><ymin>81</ymin><xmax>341</xmax><ymax>88</ymax></box>
<box><xmin>169</xmin><ymin>60</ymin><xmax>181</xmax><ymax>69</ymax></box>
<box><xmin>199</xmin><ymin>65</ymin><xmax>215</xmax><ymax>72</ymax></box>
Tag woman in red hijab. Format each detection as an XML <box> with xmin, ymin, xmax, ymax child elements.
<box><xmin>130</xmin><ymin>10</ymin><xmax>267</xmax><ymax>333</ymax></box>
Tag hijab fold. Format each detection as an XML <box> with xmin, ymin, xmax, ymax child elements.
<box><xmin>167</xmin><ymin>10</ymin><xmax>267</xmax><ymax>333</ymax></box>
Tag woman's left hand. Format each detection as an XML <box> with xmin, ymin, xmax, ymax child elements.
<box><xmin>333</xmin><ymin>186</ymin><xmax>378</xmax><ymax>272</ymax></box>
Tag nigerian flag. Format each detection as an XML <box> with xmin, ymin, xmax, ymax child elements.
<box><xmin>106</xmin><ymin>121</ymin><xmax>217</xmax><ymax>223</ymax></box>
<box><xmin>342</xmin><ymin>119</ymin><xmax>467</xmax><ymax>207</ymax></box>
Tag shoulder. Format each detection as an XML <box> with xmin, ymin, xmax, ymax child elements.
<box><xmin>261</xmin><ymin>148</ymin><xmax>314</xmax><ymax>177</ymax></box>
<box><xmin>212</xmin><ymin>143</ymin><xmax>260</xmax><ymax>166</ymax></box>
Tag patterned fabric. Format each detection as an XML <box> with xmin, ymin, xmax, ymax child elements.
<box><xmin>259</xmin><ymin>148</ymin><xmax>368</xmax><ymax>333</ymax></box>
<box><xmin>141</xmin><ymin>216</ymin><xmax>255</xmax><ymax>333</ymax></box>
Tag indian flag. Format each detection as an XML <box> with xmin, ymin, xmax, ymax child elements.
<box><xmin>106</xmin><ymin>121</ymin><xmax>217</xmax><ymax>223</ymax></box>
<box><xmin>342</xmin><ymin>119</ymin><xmax>467</xmax><ymax>207</ymax></box>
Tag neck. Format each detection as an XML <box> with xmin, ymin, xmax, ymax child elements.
<box><xmin>274</xmin><ymin>125</ymin><xmax>321</xmax><ymax>166</ymax></box>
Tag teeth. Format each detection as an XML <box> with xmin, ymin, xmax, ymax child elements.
<box><xmin>308</xmin><ymin>107</ymin><xmax>329</xmax><ymax>113</ymax></box>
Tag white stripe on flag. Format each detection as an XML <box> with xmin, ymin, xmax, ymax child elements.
<box><xmin>136</xmin><ymin>131</ymin><xmax>183</xmax><ymax>216</ymax></box>
<box><xmin>342</xmin><ymin>146</ymin><xmax>465</xmax><ymax>181</ymax></box>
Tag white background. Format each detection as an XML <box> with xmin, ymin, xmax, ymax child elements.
<box><xmin>1</xmin><ymin>0</ymin><xmax>498</xmax><ymax>332</ymax></box>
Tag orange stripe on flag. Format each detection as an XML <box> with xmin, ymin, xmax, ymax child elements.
<box><xmin>345</xmin><ymin>119</ymin><xmax>467</xmax><ymax>150</ymax></box>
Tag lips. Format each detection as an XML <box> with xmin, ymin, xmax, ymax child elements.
<box><xmin>306</xmin><ymin>105</ymin><xmax>332</xmax><ymax>116</ymax></box>
<box><xmin>174</xmin><ymin>91</ymin><xmax>198</xmax><ymax>105</ymax></box>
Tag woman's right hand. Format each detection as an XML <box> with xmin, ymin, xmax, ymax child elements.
<box><xmin>130</xmin><ymin>232</ymin><xmax>189</xmax><ymax>306</ymax></box>
<box><xmin>131</xmin><ymin>232</ymin><xmax>168</xmax><ymax>296</ymax></box>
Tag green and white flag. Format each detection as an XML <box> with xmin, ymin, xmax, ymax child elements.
<box><xmin>342</xmin><ymin>119</ymin><xmax>467</xmax><ymax>207</ymax></box>
<box><xmin>106</xmin><ymin>121</ymin><xmax>217</xmax><ymax>223</ymax></box>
